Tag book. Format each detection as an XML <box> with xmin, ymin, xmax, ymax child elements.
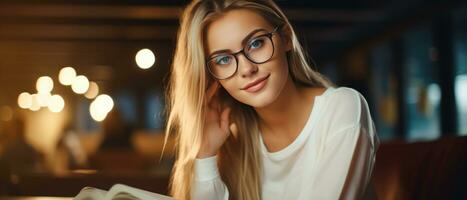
<box><xmin>74</xmin><ymin>183</ymin><xmax>174</xmax><ymax>200</ymax></box>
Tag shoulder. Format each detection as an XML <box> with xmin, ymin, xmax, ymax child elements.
<box><xmin>320</xmin><ymin>87</ymin><xmax>371</xmax><ymax>131</ymax></box>
<box><xmin>323</xmin><ymin>87</ymin><xmax>365</xmax><ymax>114</ymax></box>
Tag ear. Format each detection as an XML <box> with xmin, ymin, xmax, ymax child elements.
<box><xmin>281</xmin><ymin>25</ymin><xmax>293</xmax><ymax>52</ymax></box>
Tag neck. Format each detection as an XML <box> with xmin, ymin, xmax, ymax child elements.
<box><xmin>254</xmin><ymin>76</ymin><xmax>313</xmax><ymax>137</ymax></box>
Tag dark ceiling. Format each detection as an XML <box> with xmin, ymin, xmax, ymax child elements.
<box><xmin>0</xmin><ymin>0</ymin><xmax>461</xmax><ymax>106</ymax></box>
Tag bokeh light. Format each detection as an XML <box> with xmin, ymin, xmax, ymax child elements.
<box><xmin>36</xmin><ymin>76</ymin><xmax>54</xmax><ymax>94</ymax></box>
<box><xmin>89</xmin><ymin>94</ymin><xmax>114</xmax><ymax>121</ymax></box>
<box><xmin>89</xmin><ymin>100</ymin><xmax>107</xmax><ymax>122</ymax></box>
<box><xmin>71</xmin><ymin>75</ymin><xmax>90</xmax><ymax>94</ymax></box>
<box><xmin>29</xmin><ymin>94</ymin><xmax>41</xmax><ymax>111</ymax></box>
<box><xmin>18</xmin><ymin>92</ymin><xmax>32</xmax><ymax>109</ymax></box>
<box><xmin>95</xmin><ymin>94</ymin><xmax>114</xmax><ymax>113</ymax></box>
<box><xmin>47</xmin><ymin>94</ymin><xmax>65</xmax><ymax>113</ymax></box>
<box><xmin>135</xmin><ymin>48</ymin><xmax>156</xmax><ymax>69</ymax></box>
<box><xmin>59</xmin><ymin>67</ymin><xmax>77</xmax><ymax>86</ymax></box>
<box><xmin>85</xmin><ymin>81</ymin><xmax>99</xmax><ymax>99</ymax></box>
<box><xmin>36</xmin><ymin>93</ymin><xmax>51</xmax><ymax>107</ymax></box>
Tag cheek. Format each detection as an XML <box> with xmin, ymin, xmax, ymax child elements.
<box><xmin>219</xmin><ymin>80</ymin><xmax>247</xmax><ymax>102</ymax></box>
<box><xmin>219</xmin><ymin>81</ymin><xmax>237</xmax><ymax>96</ymax></box>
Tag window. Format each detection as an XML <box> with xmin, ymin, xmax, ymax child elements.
<box><xmin>115</xmin><ymin>91</ymin><xmax>137</xmax><ymax>125</ymax></box>
<box><xmin>145</xmin><ymin>91</ymin><xmax>166</xmax><ymax>131</ymax></box>
<box><xmin>369</xmin><ymin>43</ymin><xmax>397</xmax><ymax>141</ymax></box>
<box><xmin>453</xmin><ymin>6</ymin><xmax>467</xmax><ymax>135</ymax></box>
<box><xmin>402</xmin><ymin>25</ymin><xmax>441</xmax><ymax>141</ymax></box>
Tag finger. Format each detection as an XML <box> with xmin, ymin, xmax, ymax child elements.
<box><xmin>205</xmin><ymin>81</ymin><xmax>219</xmax><ymax>106</ymax></box>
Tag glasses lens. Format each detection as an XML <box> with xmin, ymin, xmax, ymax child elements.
<box><xmin>208</xmin><ymin>54</ymin><xmax>237</xmax><ymax>79</ymax></box>
<box><xmin>246</xmin><ymin>35</ymin><xmax>273</xmax><ymax>63</ymax></box>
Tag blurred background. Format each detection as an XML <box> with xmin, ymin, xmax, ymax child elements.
<box><xmin>0</xmin><ymin>0</ymin><xmax>466</xmax><ymax>199</ymax></box>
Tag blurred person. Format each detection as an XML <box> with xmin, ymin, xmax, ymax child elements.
<box><xmin>50</xmin><ymin>124</ymin><xmax>89</xmax><ymax>175</ymax></box>
<box><xmin>99</xmin><ymin>108</ymin><xmax>134</xmax><ymax>150</ymax></box>
<box><xmin>87</xmin><ymin>108</ymin><xmax>143</xmax><ymax>172</ymax></box>
<box><xmin>0</xmin><ymin>116</ymin><xmax>44</xmax><ymax>175</ymax></box>
<box><xmin>165</xmin><ymin>0</ymin><xmax>380</xmax><ymax>199</ymax></box>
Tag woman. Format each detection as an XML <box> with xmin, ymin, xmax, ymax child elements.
<box><xmin>164</xmin><ymin>0</ymin><xmax>380</xmax><ymax>199</ymax></box>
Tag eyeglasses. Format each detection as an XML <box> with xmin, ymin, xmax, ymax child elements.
<box><xmin>206</xmin><ymin>26</ymin><xmax>279</xmax><ymax>80</ymax></box>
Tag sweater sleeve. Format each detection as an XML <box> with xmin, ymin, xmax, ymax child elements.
<box><xmin>192</xmin><ymin>156</ymin><xmax>230</xmax><ymax>200</ymax></box>
<box><xmin>310</xmin><ymin>104</ymin><xmax>380</xmax><ymax>199</ymax></box>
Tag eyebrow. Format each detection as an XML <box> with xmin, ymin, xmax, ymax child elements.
<box><xmin>207</xmin><ymin>28</ymin><xmax>268</xmax><ymax>59</ymax></box>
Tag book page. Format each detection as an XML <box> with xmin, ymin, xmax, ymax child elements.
<box><xmin>74</xmin><ymin>186</ymin><xmax>107</xmax><ymax>200</ymax></box>
<box><xmin>105</xmin><ymin>184</ymin><xmax>174</xmax><ymax>200</ymax></box>
<box><xmin>111</xmin><ymin>192</ymin><xmax>141</xmax><ymax>200</ymax></box>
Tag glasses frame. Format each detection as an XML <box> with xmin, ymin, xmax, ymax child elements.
<box><xmin>206</xmin><ymin>26</ymin><xmax>280</xmax><ymax>80</ymax></box>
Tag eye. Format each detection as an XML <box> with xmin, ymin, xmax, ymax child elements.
<box><xmin>215</xmin><ymin>55</ymin><xmax>231</xmax><ymax>65</ymax></box>
<box><xmin>249</xmin><ymin>38</ymin><xmax>264</xmax><ymax>49</ymax></box>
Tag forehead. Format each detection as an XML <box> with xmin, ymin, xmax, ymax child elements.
<box><xmin>205</xmin><ymin>9</ymin><xmax>273</xmax><ymax>54</ymax></box>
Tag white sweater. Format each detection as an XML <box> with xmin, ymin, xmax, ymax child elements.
<box><xmin>192</xmin><ymin>87</ymin><xmax>380</xmax><ymax>200</ymax></box>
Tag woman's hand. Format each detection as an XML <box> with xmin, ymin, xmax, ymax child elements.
<box><xmin>197</xmin><ymin>81</ymin><xmax>235</xmax><ymax>159</ymax></box>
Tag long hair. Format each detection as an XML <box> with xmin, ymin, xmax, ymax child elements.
<box><xmin>164</xmin><ymin>0</ymin><xmax>333</xmax><ymax>199</ymax></box>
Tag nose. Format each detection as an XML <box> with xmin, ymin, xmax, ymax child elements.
<box><xmin>237</xmin><ymin>53</ymin><xmax>258</xmax><ymax>78</ymax></box>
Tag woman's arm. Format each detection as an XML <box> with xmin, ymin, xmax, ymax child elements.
<box><xmin>338</xmin><ymin>123</ymin><xmax>379</xmax><ymax>199</ymax></box>
<box><xmin>311</xmin><ymin>123</ymin><xmax>379</xmax><ymax>200</ymax></box>
<box><xmin>311</xmin><ymin>90</ymin><xmax>380</xmax><ymax>200</ymax></box>
<box><xmin>191</xmin><ymin>81</ymin><xmax>231</xmax><ymax>200</ymax></box>
<box><xmin>192</xmin><ymin>156</ymin><xmax>229</xmax><ymax>200</ymax></box>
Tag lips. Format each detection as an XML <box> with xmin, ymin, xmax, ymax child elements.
<box><xmin>241</xmin><ymin>75</ymin><xmax>270</xmax><ymax>92</ymax></box>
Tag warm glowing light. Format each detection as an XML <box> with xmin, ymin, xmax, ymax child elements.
<box><xmin>89</xmin><ymin>94</ymin><xmax>114</xmax><ymax>122</ymax></box>
<box><xmin>89</xmin><ymin>100</ymin><xmax>107</xmax><ymax>122</ymax></box>
<box><xmin>0</xmin><ymin>106</ymin><xmax>13</xmax><ymax>122</ymax></box>
<box><xmin>94</xmin><ymin>94</ymin><xmax>114</xmax><ymax>113</ymax></box>
<box><xmin>71</xmin><ymin>75</ymin><xmax>89</xmax><ymax>94</ymax></box>
<box><xmin>36</xmin><ymin>76</ymin><xmax>54</xmax><ymax>94</ymax></box>
<box><xmin>135</xmin><ymin>48</ymin><xmax>156</xmax><ymax>69</ymax></box>
<box><xmin>29</xmin><ymin>94</ymin><xmax>41</xmax><ymax>111</ymax></box>
<box><xmin>59</xmin><ymin>67</ymin><xmax>77</xmax><ymax>86</ymax></box>
<box><xmin>84</xmin><ymin>81</ymin><xmax>99</xmax><ymax>99</ymax></box>
<box><xmin>18</xmin><ymin>92</ymin><xmax>32</xmax><ymax>109</ymax></box>
<box><xmin>47</xmin><ymin>94</ymin><xmax>65</xmax><ymax>113</ymax></box>
<box><xmin>36</xmin><ymin>93</ymin><xmax>51</xmax><ymax>107</ymax></box>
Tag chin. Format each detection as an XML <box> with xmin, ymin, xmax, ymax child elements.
<box><xmin>237</xmin><ymin>90</ymin><xmax>279</xmax><ymax>108</ymax></box>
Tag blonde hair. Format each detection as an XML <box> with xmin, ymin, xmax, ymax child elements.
<box><xmin>164</xmin><ymin>0</ymin><xmax>333</xmax><ymax>199</ymax></box>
